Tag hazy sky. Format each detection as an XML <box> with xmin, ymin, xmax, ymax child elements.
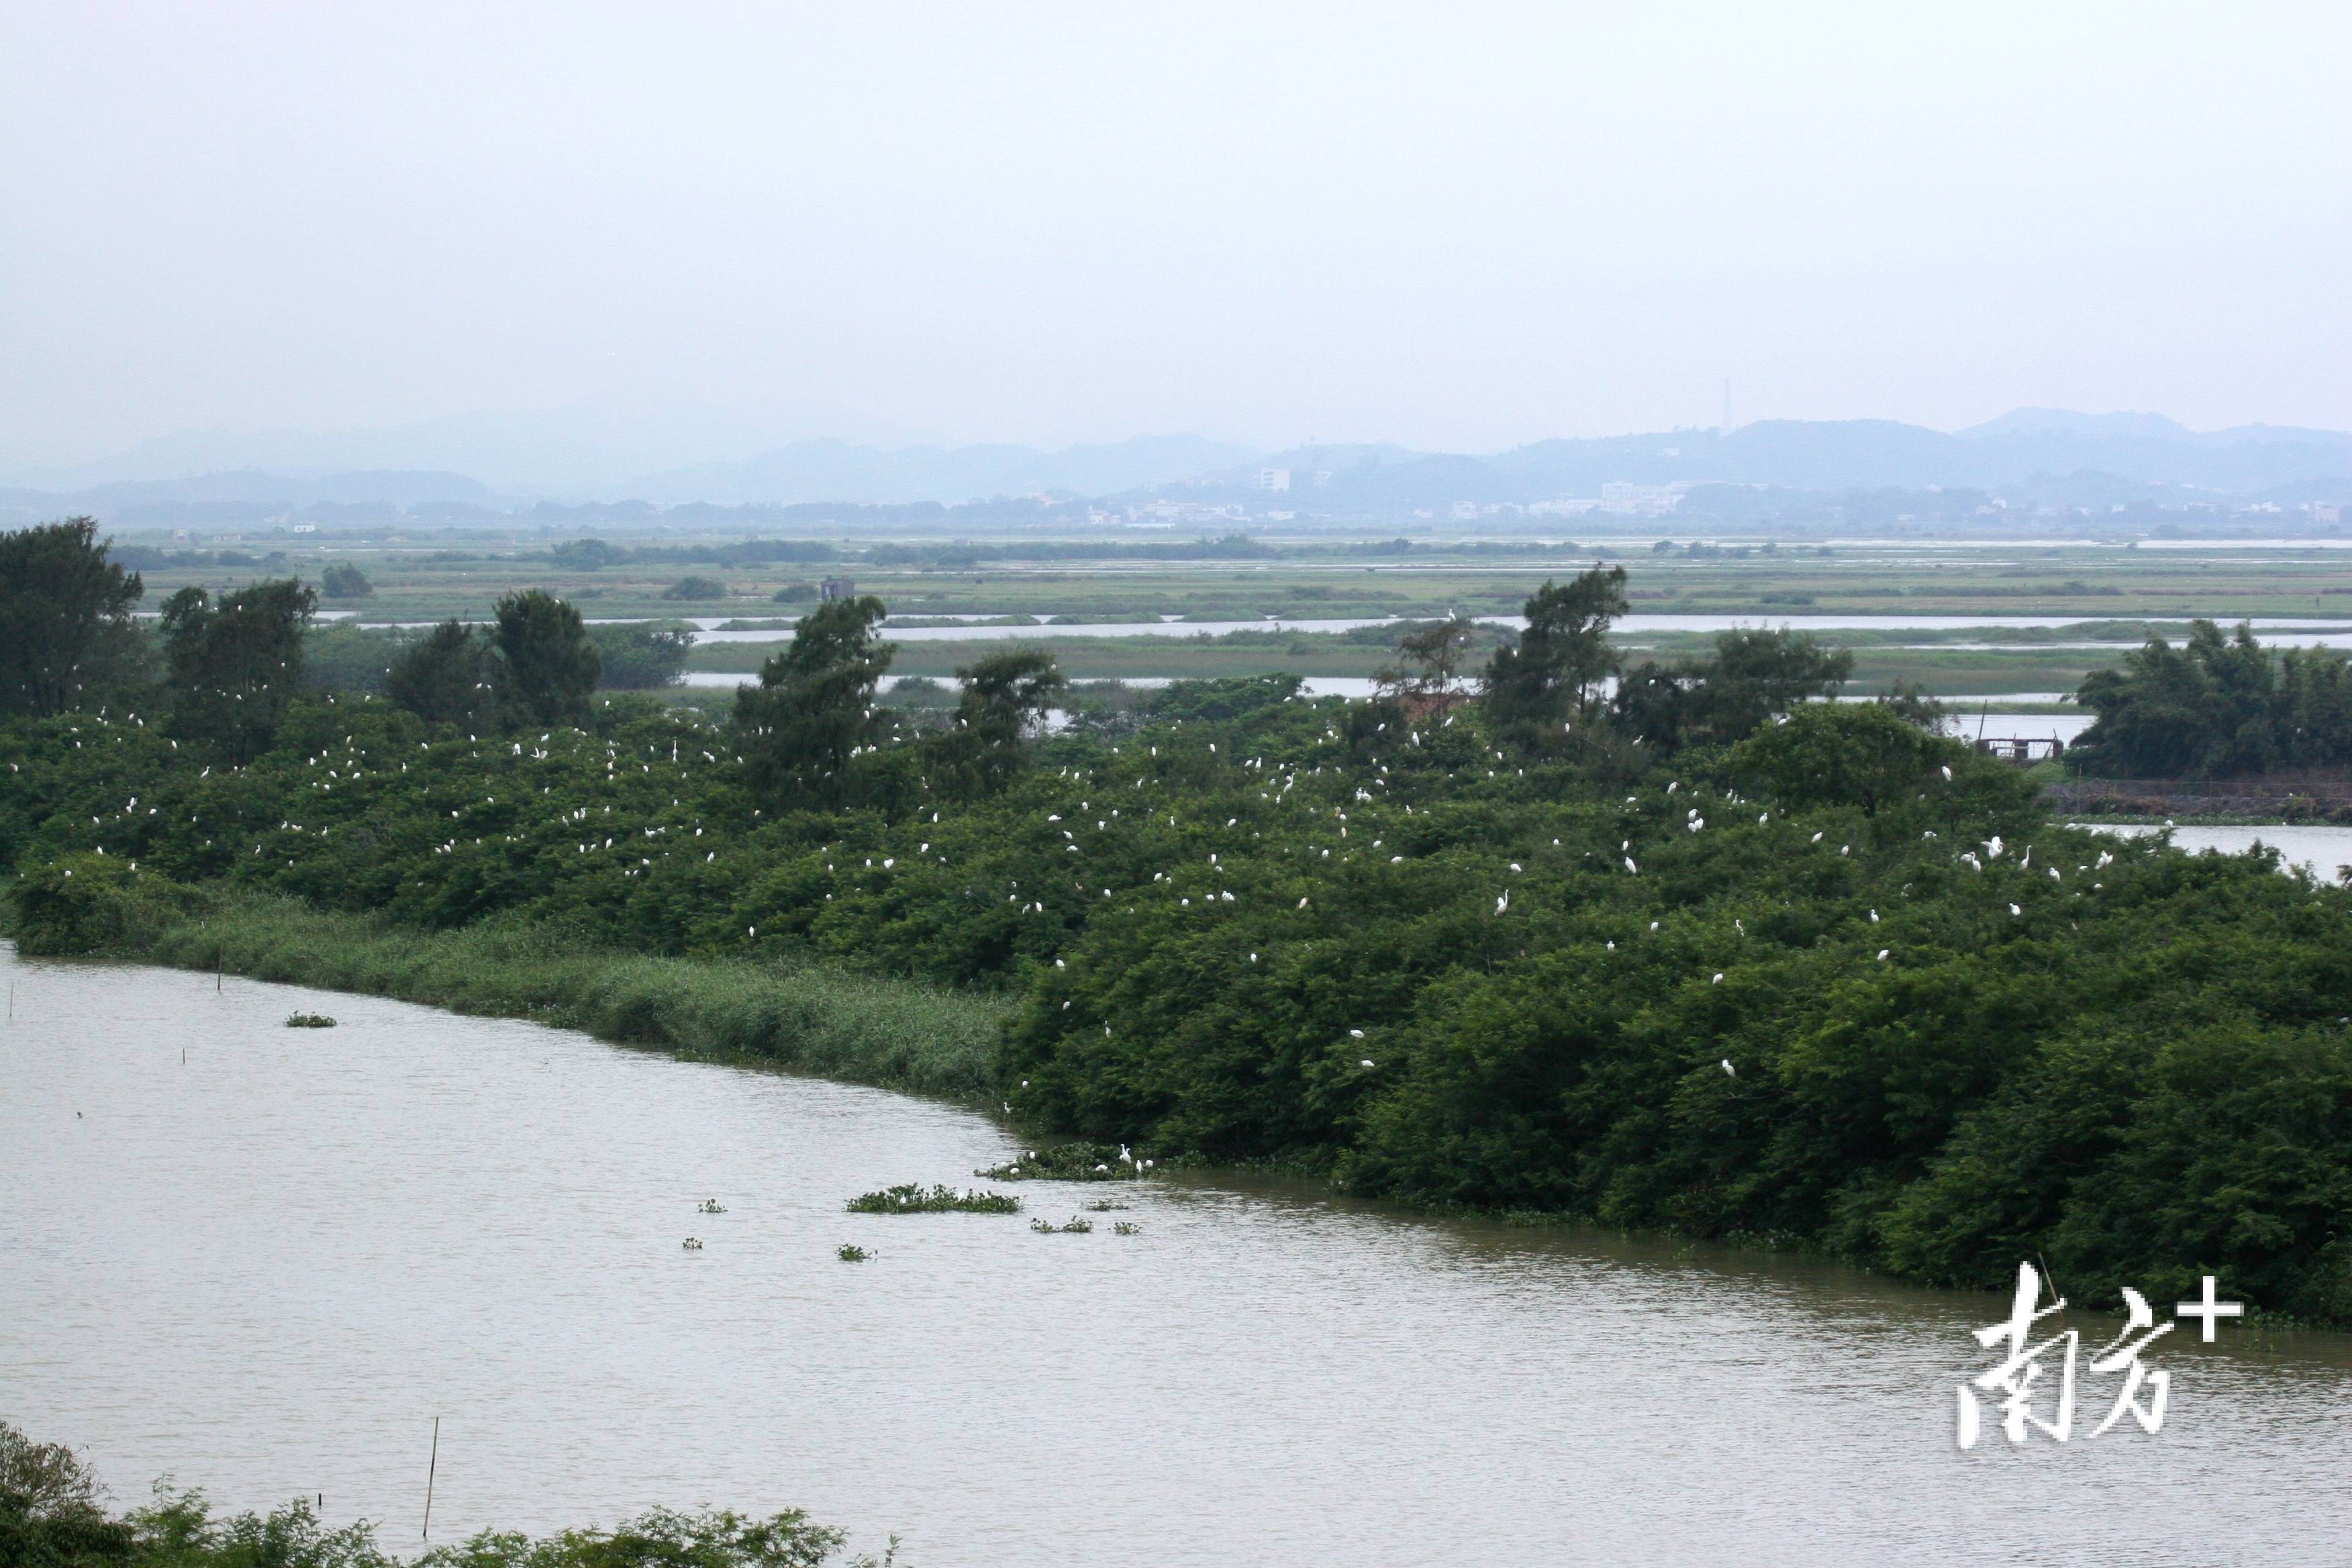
<box><xmin>5</xmin><ymin>2</ymin><xmax>2349</xmax><ymax>467</ymax></box>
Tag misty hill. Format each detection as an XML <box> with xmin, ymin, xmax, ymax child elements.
<box><xmin>617</xmin><ymin>434</ymin><xmax>1263</xmax><ymax>505</ymax></box>
<box><xmin>1237</xmin><ymin>415</ymin><xmax>2352</xmax><ymax>509</ymax></box>
<box><xmin>7</xmin><ymin>410</ymin><xmax>2347</xmax><ymax>524</ymax></box>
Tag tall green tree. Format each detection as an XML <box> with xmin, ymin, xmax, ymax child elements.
<box><xmin>161</xmin><ymin>579</ymin><xmax>317</xmax><ymax>761</ymax></box>
<box><xmin>587</xmin><ymin>622</ymin><xmax>695</xmax><ymax>689</ymax></box>
<box><xmin>0</xmin><ymin>518</ymin><xmax>147</xmax><ymax>717</ymax></box>
<box><xmin>1614</xmin><ymin>628</ymin><xmax>1853</xmax><ymax>754</ymax></box>
<box><xmin>922</xmin><ymin>646</ymin><xmax>1066</xmax><ymax>796</ymax></box>
<box><xmin>2073</xmin><ymin>619</ymin><xmax>2352</xmax><ymax>778</ymax></box>
<box><xmin>1481</xmin><ymin>567</ymin><xmax>1627</xmax><ymax>748</ymax></box>
<box><xmin>734</xmin><ymin>595</ymin><xmax>893</xmax><ymax>805</ymax></box>
<box><xmin>492</xmin><ymin>589</ymin><xmax>600</xmax><ymax>728</ymax></box>
<box><xmin>320</xmin><ymin>562</ymin><xmax>373</xmax><ymax>599</ymax></box>
<box><xmin>387</xmin><ymin>620</ymin><xmax>505</xmax><ymax>731</ymax></box>
<box><xmin>1374</xmin><ymin>616</ymin><xmax>1478</xmax><ymax>703</ymax></box>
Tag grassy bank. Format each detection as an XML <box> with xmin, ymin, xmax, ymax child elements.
<box><xmin>17</xmin><ymin>881</ymin><xmax>1006</xmax><ymax>1099</ymax></box>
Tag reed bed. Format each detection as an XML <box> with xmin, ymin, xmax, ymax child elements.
<box><xmin>127</xmin><ymin>890</ymin><xmax>1008</xmax><ymax>1098</ymax></box>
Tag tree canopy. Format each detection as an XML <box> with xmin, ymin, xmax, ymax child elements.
<box><xmin>387</xmin><ymin>620</ymin><xmax>506</xmax><ymax>732</ymax></box>
<box><xmin>733</xmin><ymin>595</ymin><xmax>895</xmax><ymax>806</ymax></box>
<box><xmin>1481</xmin><ymin>567</ymin><xmax>1628</xmax><ymax>748</ymax></box>
<box><xmin>2073</xmin><ymin>619</ymin><xmax>2352</xmax><ymax>778</ymax></box>
<box><xmin>922</xmin><ymin>646</ymin><xmax>1067</xmax><ymax>797</ymax></box>
<box><xmin>0</xmin><ymin>518</ymin><xmax>146</xmax><ymax>718</ymax></box>
<box><xmin>161</xmin><ymin>578</ymin><xmax>317</xmax><ymax>761</ymax></box>
<box><xmin>493</xmin><ymin>589</ymin><xmax>601</xmax><ymax>728</ymax></box>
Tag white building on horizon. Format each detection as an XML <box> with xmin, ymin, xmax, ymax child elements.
<box><xmin>1598</xmin><ymin>481</ymin><xmax>1683</xmax><ymax>516</ymax></box>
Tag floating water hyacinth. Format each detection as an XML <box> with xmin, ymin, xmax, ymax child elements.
<box><xmin>1030</xmin><ymin>1216</ymin><xmax>1093</xmax><ymax>1234</ymax></box>
<box><xmin>836</xmin><ymin>1243</ymin><xmax>871</xmax><ymax>1262</ymax></box>
<box><xmin>1112</xmin><ymin>1222</ymin><xmax>1142</xmax><ymax>1236</ymax></box>
<box><xmin>845</xmin><ymin>1183</ymin><xmax>1020</xmax><ymax>1214</ymax></box>
<box><xmin>283</xmin><ymin>1012</ymin><xmax>336</xmax><ymax>1028</ymax></box>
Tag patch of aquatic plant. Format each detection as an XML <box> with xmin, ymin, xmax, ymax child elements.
<box><xmin>1030</xmin><ymin>1216</ymin><xmax>1093</xmax><ymax>1234</ymax></box>
<box><xmin>1113</xmin><ymin>1221</ymin><xmax>1141</xmax><ymax>1235</ymax></box>
<box><xmin>283</xmin><ymin>1011</ymin><xmax>337</xmax><ymax>1028</ymax></box>
<box><xmin>1083</xmin><ymin>1199</ymin><xmax>1130</xmax><ymax>1212</ymax></box>
<box><xmin>846</xmin><ymin>1183</ymin><xmax>1020</xmax><ymax>1214</ymax></box>
<box><xmin>698</xmin><ymin>1197</ymin><xmax>728</xmax><ymax>1213</ymax></box>
<box><xmin>836</xmin><ymin>1243</ymin><xmax>871</xmax><ymax>1262</ymax></box>
<box><xmin>681</xmin><ymin>1236</ymin><xmax>703</xmax><ymax>1251</ymax></box>
<box><xmin>977</xmin><ymin>1142</ymin><xmax>1155</xmax><ymax>1181</ymax></box>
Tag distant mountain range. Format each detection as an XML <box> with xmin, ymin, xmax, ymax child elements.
<box><xmin>1249</xmin><ymin>416</ymin><xmax>2352</xmax><ymax>510</ymax></box>
<box><xmin>5</xmin><ymin>409</ymin><xmax>2349</xmax><ymax>521</ymax></box>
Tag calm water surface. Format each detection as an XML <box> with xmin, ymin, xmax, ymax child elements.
<box><xmin>5</xmin><ymin>946</ymin><xmax>2349</xmax><ymax>1567</ymax></box>
<box><xmin>2084</xmin><ymin>823</ymin><xmax>2352</xmax><ymax>880</ymax></box>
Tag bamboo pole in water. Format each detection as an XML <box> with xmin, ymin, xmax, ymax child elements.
<box><xmin>422</xmin><ymin>1417</ymin><xmax>440</xmax><ymax>1540</ymax></box>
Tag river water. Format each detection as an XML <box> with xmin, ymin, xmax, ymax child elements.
<box><xmin>2082</xmin><ymin>823</ymin><xmax>2352</xmax><ymax>881</ymax></box>
<box><xmin>683</xmin><ymin>614</ymin><xmax>2263</xmax><ymax>645</ymax></box>
<box><xmin>4</xmin><ymin>946</ymin><xmax>2349</xmax><ymax>1567</ymax></box>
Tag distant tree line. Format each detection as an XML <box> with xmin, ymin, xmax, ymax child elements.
<box><xmin>0</xmin><ymin>518</ymin><xmax>1069</xmax><ymax>804</ymax></box>
<box><xmin>2072</xmin><ymin>620</ymin><xmax>2352</xmax><ymax>778</ymax></box>
<box><xmin>1369</xmin><ymin>565</ymin><xmax>1858</xmax><ymax>762</ymax></box>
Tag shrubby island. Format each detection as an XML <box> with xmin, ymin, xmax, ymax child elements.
<box><xmin>5</xmin><ymin>522</ymin><xmax>2351</xmax><ymax>1325</ymax></box>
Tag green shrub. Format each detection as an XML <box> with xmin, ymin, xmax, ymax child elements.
<box><xmin>4</xmin><ymin>854</ymin><xmax>210</xmax><ymax>957</ymax></box>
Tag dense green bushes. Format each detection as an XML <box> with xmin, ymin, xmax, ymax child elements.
<box><xmin>9</xmin><ymin>558</ymin><xmax>2352</xmax><ymax>1322</ymax></box>
<box><xmin>0</xmin><ymin>1422</ymin><xmax>885</xmax><ymax>1568</ymax></box>
<box><xmin>5</xmin><ymin>853</ymin><xmax>213</xmax><ymax>958</ymax></box>
<box><xmin>2073</xmin><ymin>618</ymin><xmax>2352</xmax><ymax>777</ymax></box>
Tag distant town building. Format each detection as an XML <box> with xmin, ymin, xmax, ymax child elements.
<box><xmin>1253</xmin><ymin>467</ymin><xmax>1291</xmax><ymax>491</ymax></box>
<box><xmin>1252</xmin><ymin>467</ymin><xmax>1330</xmax><ymax>492</ymax></box>
<box><xmin>819</xmin><ymin>577</ymin><xmax>856</xmax><ymax>601</ymax></box>
<box><xmin>1528</xmin><ymin>498</ymin><xmax>1600</xmax><ymax>516</ymax></box>
<box><xmin>1599</xmin><ymin>482</ymin><xmax>1683</xmax><ymax>517</ymax></box>
<box><xmin>2316</xmin><ymin>503</ymin><xmax>2343</xmax><ymax>525</ymax></box>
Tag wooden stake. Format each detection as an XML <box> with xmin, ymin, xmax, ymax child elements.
<box><xmin>422</xmin><ymin>1417</ymin><xmax>440</xmax><ymax>1540</ymax></box>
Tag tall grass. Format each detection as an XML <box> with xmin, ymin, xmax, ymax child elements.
<box><xmin>128</xmin><ymin>891</ymin><xmax>1008</xmax><ymax>1097</ymax></box>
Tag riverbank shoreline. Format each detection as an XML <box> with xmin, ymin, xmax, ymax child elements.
<box><xmin>2</xmin><ymin>885</ymin><xmax>1007</xmax><ymax>1100</ymax></box>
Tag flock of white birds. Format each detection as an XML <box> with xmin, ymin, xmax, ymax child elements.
<box><xmin>47</xmin><ymin>693</ymin><xmax>2139</xmax><ymax>1095</ymax></box>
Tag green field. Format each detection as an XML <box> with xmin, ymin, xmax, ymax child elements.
<box><xmin>107</xmin><ymin>532</ymin><xmax>2352</xmax><ymax>624</ymax></box>
<box><xmin>103</xmin><ymin>527</ymin><xmax>2352</xmax><ymax>703</ymax></box>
